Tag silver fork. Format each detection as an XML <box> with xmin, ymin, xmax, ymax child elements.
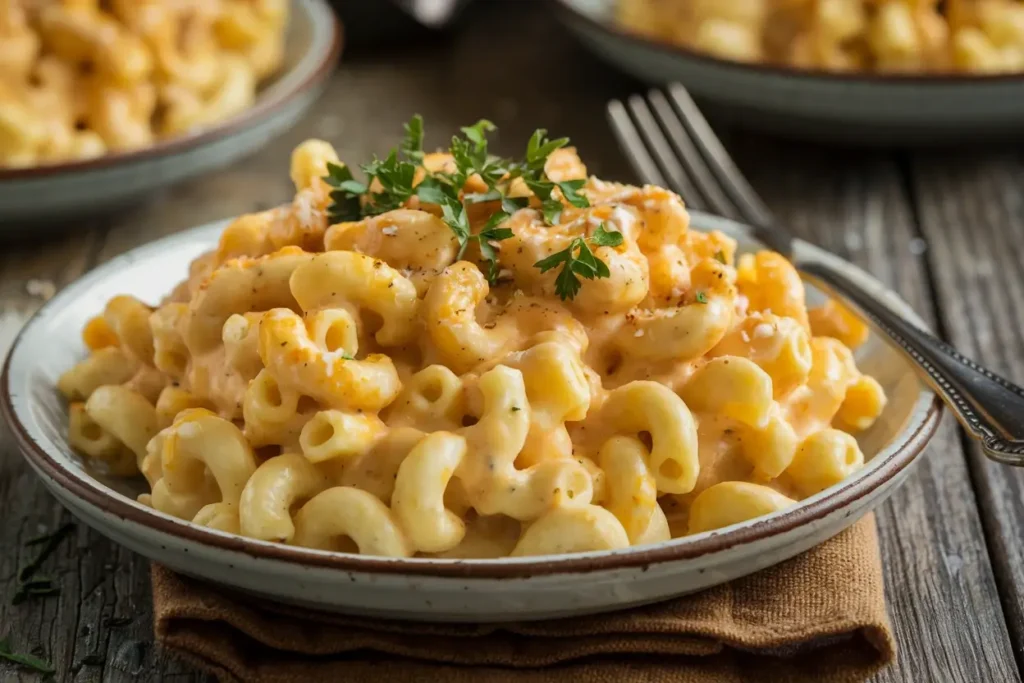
<box><xmin>607</xmin><ymin>83</ymin><xmax>1024</xmax><ymax>467</ymax></box>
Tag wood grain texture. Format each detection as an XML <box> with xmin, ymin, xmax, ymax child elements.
<box><xmin>0</xmin><ymin>3</ymin><xmax>1018</xmax><ymax>682</ymax></box>
<box><xmin>908</xmin><ymin>151</ymin><xmax>1024</xmax><ymax>669</ymax></box>
<box><xmin>729</xmin><ymin>137</ymin><xmax>1020</xmax><ymax>683</ymax></box>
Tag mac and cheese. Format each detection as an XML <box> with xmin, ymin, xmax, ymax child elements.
<box><xmin>59</xmin><ymin>119</ymin><xmax>887</xmax><ymax>558</ymax></box>
<box><xmin>0</xmin><ymin>0</ymin><xmax>287</xmax><ymax>168</ymax></box>
<box><xmin>617</xmin><ymin>0</ymin><xmax>1024</xmax><ymax>74</ymax></box>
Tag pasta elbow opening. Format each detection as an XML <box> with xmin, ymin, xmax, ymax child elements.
<box><xmin>305</xmin><ymin>417</ymin><xmax>336</xmax><ymax>449</ymax></box>
<box><xmin>420</xmin><ymin>380</ymin><xmax>443</xmax><ymax>403</ymax></box>
<box><xmin>658</xmin><ymin>459</ymin><xmax>683</xmax><ymax>481</ymax></box>
<box><xmin>324</xmin><ymin>324</ymin><xmax>350</xmax><ymax>354</ymax></box>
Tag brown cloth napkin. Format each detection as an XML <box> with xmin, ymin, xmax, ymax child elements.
<box><xmin>153</xmin><ymin>515</ymin><xmax>894</xmax><ymax>683</ymax></box>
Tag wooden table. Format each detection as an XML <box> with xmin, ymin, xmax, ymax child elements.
<box><xmin>2</xmin><ymin>4</ymin><xmax>1023</xmax><ymax>682</ymax></box>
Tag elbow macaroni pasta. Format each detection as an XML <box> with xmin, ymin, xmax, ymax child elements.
<box><xmin>615</xmin><ymin>0</ymin><xmax>1024</xmax><ymax>74</ymax></box>
<box><xmin>0</xmin><ymin>0</ymin><xmax>287</xmax><ymax>168</ymax></box>
<box><xmin>59</xmin><ymin>137</ymin><xmax>887</xmax><ymax>557</ymax></box>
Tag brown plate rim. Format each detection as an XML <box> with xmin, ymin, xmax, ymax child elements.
<box><xmin>0</xmin><ymin>214</ymin><xmax>944</xmax><ymax>579</ymax></box>
<box><xmin>0</xmin><ymin>0</ymin><xmax>343</xmax><ymax>182</ymax></box>
<box><xmin>553</xmin><ymin>0</ymin><xmax>1024</xmax><ymax>85</ymax></box>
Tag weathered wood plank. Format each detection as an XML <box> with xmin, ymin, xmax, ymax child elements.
<box><xmin>908</xmin><ymin>151</ymin><xmax>1024</xmax><ymax>667</ymax></box>
<box><xmin>0</xmin><ymin>3</ymin><xmax>1017</xmax><ymax>682</ymax></box>
<box><xmin>727</xmin><ymin>134</ymin><xmax>1020</xmax><ymax>683</ymax></box>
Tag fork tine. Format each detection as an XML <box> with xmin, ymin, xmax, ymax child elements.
<box><xmin>666</xmin><ymin>83</ymin><xmax>774</xmax><ymax>227</ymax></box>
<box><xmin>622</xmin><ymin>95</ymin><xmax>707</xmax><ymax>211</ymax></box>
<box><xmin>645</xmin><ymin>89</ymin><xmax>737</xmax><ymax>220</ymax></box>
<box><xmin>606</xmin><ymin>99</ymin><xmax>668</xmax><ymax>190</ymax></box>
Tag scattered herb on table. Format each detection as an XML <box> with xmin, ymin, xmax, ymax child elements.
<box><xmin>11</xmin><ymin>522</ymin><xmax>74</xmax><ymax>605</ymax></box>
<box><xmin>0</xmin><ymin>636</ymin><xmax>55</xmax><ymax>675</ymax></box>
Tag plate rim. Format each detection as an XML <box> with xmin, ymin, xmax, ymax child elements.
<box><xmin>553</xmin><ymin>0</ymin><xmax>1024</xmax><ymax>86</ymax></box>
<box><xmin>0</xmin><ymin>0</ymin><xmax>343</xmax><ymax>182</ymax></box>
<box><xmin>1</xmin><ymin>212</ymin><xmax>943</xmax><ymax>579</ymax></box>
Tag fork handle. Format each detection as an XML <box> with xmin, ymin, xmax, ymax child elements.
<box><xmin>797</xmin><ymin>259</ymin><xmax>1024</xmax><ymax>466</ymax></box>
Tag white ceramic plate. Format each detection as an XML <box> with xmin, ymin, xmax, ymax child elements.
<box><xmin>0</xmin><ymin>0</ymin><xmax>341</xmax><ymax>228</ymax></box>
<box><xmin>1</xmin><ymin>213</ymin><xmax>941</xmax><ymax>622</ymax></box>
<box><xmin>556</xmin><ymin>0</ymin><xmax>1024</xmax><ymax>144</ymax></box>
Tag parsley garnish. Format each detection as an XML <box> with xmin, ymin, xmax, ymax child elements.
<box><xmin>534</xmin><ymin>223</ymin><xmax>624</xmax><ymax>301</ymax></box>
<box><xmin>713</xmin><ymin>249</ymin><xmax>726</xmax><ymax>264</ymax></box>
<box><xmin>323</xmin><ymin>163</ymin><xmax>364</xmax><ymax>223</ymax></box>
<box><xmin>322</xmin><ymin>116</ymin><xmax>603</xmax><ymax>292</ymax></box>
<box><xmin>324</xmin><ymin>116</ymin><xmax>426</xmax><ymax>222</ymax></box>
<box><xmin>401</xmin><ymin>114</ymin><xmax>424</xmax><ymax>163</ymax></box>
<box><xmin>0</xmin><ymin>638</ymin><xmax>54</xmax><ymax>675</ymax></box>
<box><xmin>414</xmin><ymin>120</ymin><xmax>517</xmax><ymax>283</ymax></box>
<box><xmin>695</xmin><ymin>291</ymin><xmax>708</xmax><ymax>303</ymax></box>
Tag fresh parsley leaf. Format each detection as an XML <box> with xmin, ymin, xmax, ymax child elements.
<box><xmin>0</xmin><ymin>637</ymin><xmax>55</xmax><ymax>675</ymax></box>
<box><xmin>695</xmin><ymin>291</ymin><xmax>708</xmax><ymax>303</ymax></box>
<box><xmin>713</xmin><ymin>249</ymin><xmax>727</xmax><ymax>264</ymax></box>
<box><xmin>461</xmin><ymin>119</ymin><xmax>496</xmax><ymax>146</ymax></box>
<box><xmin>591</xmin><ymin>223</ymin><xmax>624</xmax><ymax>248</ymax></box>
<box><xmin>323</xmin><ymin>162</ymin><xmax>363</xmax><ymax>223</ymax></box>
<box><xmin>555</xmin><ymin>179</ymin><xmax>589</xmax><ymax>209</ymax></box>
<box><xmin>414</xmin><ymin>177</ymin><xmax>457</xmax><ymax>206</ymax></box>
<box><xmin>472</xmin><ymin>213</ymin><xmax>515</xmax><ymax>284</ymax></box>
<box><xmin>522</xmin><ymin>129</ymin><xmax>569</xmax><ymax>173</ymax></box>
<box><xmin>500</xmin><ymin>195</ymin><xmax>530</xmax><ymax>215</ymax></box>
<box><xmin>524</xmin><ymin>178</ymin><xmax>553</xmax><ymax>200</ymax></box>
<box><xmin>449</xmin><ymin>120</ymin><xmax>511</xmax><ymax>192</ymax></box>
<box><xmin>441</xmin><ymin>199</ymin><xmax>472</xmax><ymax>255</ymax></box>
<box><xmin>401</xmin><ymin>114</ymin><xmax>424</xmax><ymax>162</ymax></box>
<box><xmin>541</xmin><ymin>199</ymin><xmax>563</xmax><ymax>225</ymax></box>
<box><xmin>532</xmin><ymin>225</ymin><xmax>624</xmax><ymax>301</ymax></box>
<box><xmin>534</xmin><ymin>248</ymin><xmax>570</xmax><ymax>274</ymax></box>
<box><xmin>554</xmin><ymin>258</ymin><xmax>584</xmax><ymax>301</ymax></box>
<box><xmin>360</xmin><ymin>150</ymin><xmax>419</xmax><ymax>215</ymax></box>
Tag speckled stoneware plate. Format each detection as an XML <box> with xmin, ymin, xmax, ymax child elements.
<box><xmin>1</xmin><ymin>213</ymin><xmax>941</xmax><ymax>622</ymax></box>
<box><xmin>556</xmin><ymin>0</ymin><xmax>1024</xmax><ymax>144</ymax></box>
<box><xmin>0</xmin><ymin>0</ymin><xmax>341</xmax><ymax>228</ymax></box>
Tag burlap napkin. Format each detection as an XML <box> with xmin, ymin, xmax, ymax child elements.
<box><xmin>153</xmin><ymin>515</ymin><xmax>894</xmax><ymax>683</ymax></box>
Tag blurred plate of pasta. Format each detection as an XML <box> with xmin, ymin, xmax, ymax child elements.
<box><xmin>0</xmin><ymin>0</ymin><xmax>341</xmax><ymax>227</ymax></box>
<box><xmin>1</xmin><ymin>123</ymin><xmax>941</xmax><ymax>618</ymax></box>
<box><xmin>556</xmin><ymin>0</ymin><xmax>1024</xmax><ymax>143</ymax></box>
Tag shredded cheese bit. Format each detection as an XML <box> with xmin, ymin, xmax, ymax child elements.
<box><xmin>293</xmin><ymin>190</ymin><xmax>316</xmax><ymax>229</ymax></box>
<box><xmin>610</xmin><ymin>205</ymin><xmax>636</xmax><ymax>234</ymax></box>
<box><xmin>741</xmin><ymin>330</ymin><xmax>751</xmax><ymax>343</ymax></box>
<box><xmin>634</xmin><ymin>329</ymin><xmax>645</xmax><ymax>337</ymax></box>
<box><xmin>753</xmin><ymin>323</ymin><xmax>774</xmax><ymax>339</ymax></box>
<box><xmin>381</xmin><ymin>226</ymin><xmax>398</xmax><ymax>236</ymax></box>
<box><xmin>735</xmin><ymin>294</ymin><xmax>749</xmax><ymax>317</ymax></box>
